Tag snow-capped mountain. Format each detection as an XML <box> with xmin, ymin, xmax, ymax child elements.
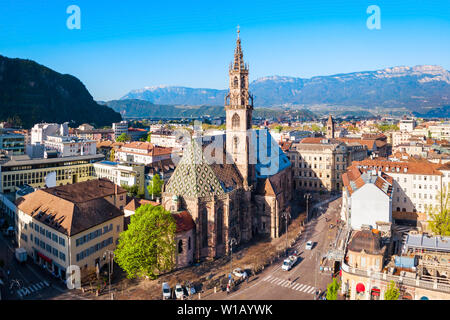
<box><xmin>121</xmin><ymin>65</ymin><xmax>450</xmax><ymax>111</ymax></box>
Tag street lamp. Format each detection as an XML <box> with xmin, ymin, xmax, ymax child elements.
<box><xmin>228</xmin><ymin>238</ymin><xmax>237</xmax><ymax>280</ymax></box>
<box><xmin>103</xmin><ymin>250</ymin><xmax>114</xmax><ymax>300</ymax></box>
<box><xmin>304</xmin><ymin>193</ymin><xmax>312</xmax><ymax>223</ymax></box>
<box><xmin>281</xmin><ymin>211</ymin><xmax>291</xmax><ymax>256</ymax></box>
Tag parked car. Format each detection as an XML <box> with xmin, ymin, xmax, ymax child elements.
<box><xmin>175</xmin><ymin>284</ymin><xmax>184</xmax><ymax>299</ymax></box>
<box><xmin>162</xmin><ymin>282</ymin><xmax>171</xmax><ymax>300</ymax></box>
<box><xmin>305</xmin><ymin>241</ymin><xmax>313</xmax><ymax>250</ymax></box>
<box><xmin>233</xmin><ymin>268</ymin><xmax>245</xmax><ymax>278</ymax></box>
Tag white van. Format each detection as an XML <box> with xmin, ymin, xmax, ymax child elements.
<box><xmin>162</xmin><ymin>282</ymin><xmax>171</xmax><ymax>300</ymax></box>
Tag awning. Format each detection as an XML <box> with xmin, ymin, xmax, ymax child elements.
<box><xmin>37</xmin><ymin>252</ymin><xmax>52</xmax><ymax>264</ymax></box>
<box><xmin>356</xmin><ymin>283</ymin><xmax>365</xmax><ymax>293</ymax></box>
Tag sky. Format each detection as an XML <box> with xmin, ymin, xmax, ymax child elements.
<box><xmin>0</xmin><ymin>0</ymin><xmax>449</xmax><ymax>101</ymax></box>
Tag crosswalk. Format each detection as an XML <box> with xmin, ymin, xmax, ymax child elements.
<box><xmin>262</xmin><ymin>275</ymin><xmax>316</xmax><ymax>295</ymax></box>
<box><xmin>17</xmin><ymin>280</ymin><xmax>50</xmax><ymax>298</ymax></box>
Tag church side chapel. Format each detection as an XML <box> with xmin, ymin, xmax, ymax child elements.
<box><xmin>162</xmin><ymin>30</ymin><xmax>293</xmax><ymax>263</ymax></box>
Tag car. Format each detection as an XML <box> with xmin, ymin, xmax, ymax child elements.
<box><xmin>175</xmin><ymin>284</ymin><xmax>184</xmax><ymax>299</ymax></box>
<box><xmin>305</xmin><ymin>241</ymin><xmax>313</xmax><ymax>250</ymax></box>
<box><xmin>233</xmin><ymin>268</ymin><xmax>245</xmax><ymax>278</ymax></box>
<box><xmin>282</xmin><ymin>255</ymin><xmax>298</xmax><ymax>271</ymax></box>
<box><xmin>162</xmin><ymin>282</ymin><xmax>171</xmax><ymax>300</ymax></box>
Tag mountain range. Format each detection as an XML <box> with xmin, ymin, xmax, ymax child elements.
<box><xmin>0</xmin><ymin>55</ymin><xmax>122</xmax><ymax>129</ymax></box>
<box><xmin>121</xmin><ymin>65</ymin><xmax>450</xmax><ymax>112</ymax></box>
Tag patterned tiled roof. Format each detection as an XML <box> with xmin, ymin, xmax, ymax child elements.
<box><xmin>165</xmin><ymin>139</ymin><xmax>226</xmax><ymax>198</ymax></box>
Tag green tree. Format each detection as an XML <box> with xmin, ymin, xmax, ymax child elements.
<box><xmin>274</xmin><ymin>125</ymin><xmax>283</xmax><ymax>133</ymax></box>
<box><xmin>147</xmin><ymin>174</ymin><xmax>163</xmax><ymax>199</ymax></box>
<box><xmin>384</xmin><ymin>281</ymin><xmax>400</xmax><ymax>300</ymax></box>
<box><xmin>121</xmin><ymin>184</ymin><xmax>144</xmax><ymax>199</ymax></box>
<box><xmin>311</xmin><ymin>124</ymin><xmax>322</xmax><ymax>133</ymax></box>
<box><xmin>428</xmin><ymin>186</ymin><xmax>450</xmax><ymax>236</ymax></box>
<box><xmin>116</xmin><ymin>133</ymin><xmax>131</xmax><ymax>142</ymax></box>
<box><xmin>114</xmin><ymin>204</ymin><xmax>176</xmax><ymax>279</ymax></box>
<box><xmin>326</xmin><ymin>278</ymin><xmax>341</xmax><ymax>300</ymax></box>
<box><xmin>146</xmin><ymin>132</ymin><xmax>152</xmax><ymax>142</ymax></box>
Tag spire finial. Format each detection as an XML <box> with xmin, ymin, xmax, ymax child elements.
<box><xmin>237</xmin><ymin>25</ymin><xmax>240</xmax><ymax>38</ymax></box>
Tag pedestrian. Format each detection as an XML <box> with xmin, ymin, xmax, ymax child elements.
<box><xmin>245</xmin><ymin>272</ymin><xmax>249</xmax><ymax>284</ymax></box>
<box><xmin>226</xmin><ymin>284</ymin><xmax>230</xmax><ymax>295</ymax></box>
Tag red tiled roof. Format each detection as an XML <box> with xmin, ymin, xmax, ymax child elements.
<box><xmin>172</xmin><ymin>211</ymin><xmax>195</xmax><ymax>233</ymax></box>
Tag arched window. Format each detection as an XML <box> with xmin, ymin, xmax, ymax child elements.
<box><xmin>232</xmin><ymin>113</ymin><xmax>240</xmax><ymax>129</ymax></box>
<box><xmin>188</xmin><ymin>237</ymin><xmax>191</xmax><ymax>250</ymax></box>
<box><xmin>233</xmin><ymin>77</ymin><xmax>239</xmax><ymax>88</ymax></box>
<box><xmin>178</xmin><ymin>240</ymin><xmax>183</xmax><ymax>254</ymax></box>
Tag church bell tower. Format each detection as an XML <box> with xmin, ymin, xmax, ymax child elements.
<box><xmin>225</xmin><ymin>28</ymin><xmax>254</xmax><ymax>189</ymax></box>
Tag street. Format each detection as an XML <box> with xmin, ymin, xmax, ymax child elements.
<box><xmin>0</xmin><ymin>232</ymin><xmax>89</xmax><ymax>300</ymax></box>
<box><xmin>205</xmin><ymin>196</ymin><xmax>342</xmax><ymax>300</ymax></box>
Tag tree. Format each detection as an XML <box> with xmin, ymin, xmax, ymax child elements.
<box><xmin>114</xmin><ymin>204</ymin><xmax>176</xmax><ymax>279</ymax></box>
<box><xmin>121</xmin><ymin>184</ymin><xmax>144</xmax><ymax>199</ymax></box>
<box><xmin>146</xmin><ymin>132</ymin><xmax>152</xmax><ymax>142</ymax></box>
<box><xmin>326</xmin><ymin>278</ymin><xmax>340</xmax><ymax>300</ymax></box>
<box><xmin>384</xmin><ymin>280</ymin><xmax>400</xmax><ymax>300</ymax></box>
<box><xmin>147</xmin><ymin>174</ymin><xmax>163</xmax><ymax>199</ymax></box>
<box><xmin>274</xmin><ymin>125</ymin><xmax>283</xmax><ymax>133</ymax></box>
<box><xmin>109</xmin><ymin>148</ymin><xmax>116</xmax><ymax>162</ymax></box>
<box><xmin>116</xmin><ymin>133</ymin><xmax>131</xmax><ymax>142</ymax></box>
<box><xmin>428</xmin><ymin>186</ymin><xmax>450</xmax><ymax>236</ymax></box>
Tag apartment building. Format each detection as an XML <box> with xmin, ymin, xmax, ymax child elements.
<box><xmin>112</xmin><ymin>121</ymin><xmax>128</xmax><ymax>140</ymax></box>
<box><xmin>116</xmin><ymin>141</ymin><xmax>172</xmax><ymax>165</ymax></box>
<box><xmin>0</xmin><ymin>132</ymin><xmax>25</xmax><ymax>155</ymax></box>
<box><xmin>44</xmin><ymin>135</ymin><xmax>97</xmax><ymax>157</ymax></box>
<box><xmin>93</xmin><ymin>161</ymin><xmax>145</xmax><ymax>195</ymax></box>
<box><xmin>16</xmin><ymin>179</ymin><xmax>126</xmax><ymax>280</ymax></box>
<box><xmin>0</xmin><ymin>154</ymin><xmax>104</xmax><ymax>193</ymax></box>
<box><xmin>350</xmin><ymin>159</ymin><xmax>450</xmax><ymax>230</ymax></box>
<box><xmin>287</xmin><ymin>137</ymin><xmax>368</xmax><ymax>192</ymax></box>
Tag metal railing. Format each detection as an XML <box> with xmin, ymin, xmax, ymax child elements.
<box><xmin>341</xmin><ymin>262</ymin><xmax>450</xmax><ymax>294</ymax></box>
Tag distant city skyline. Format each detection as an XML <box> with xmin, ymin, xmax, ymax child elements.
<box><xmin>0</xmin><ymin>0</ymin><xmax>449</xmax><ymax>101</ymax></box>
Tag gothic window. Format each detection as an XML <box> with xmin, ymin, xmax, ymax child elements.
<box><xmin>217</xmin><ymin>207</ymin><xmax>223</xmax><ymax>245</ymax></box>
<box><xmin>202</xmin><ymin>207</ymin><xmax>208</xmax><ymax>248</ymax></box>
<box><xmin>188</xmin><ymin>237</ymin><xmax>191</xmax><ymax>250</ymax></box>
<box><xmin>232</xmin><ymin>113</ymin><xmax>240</xmax><ymax>129</ymax></box>
<box><xmin>241</xmin><ymin>77</ymin><xmax>245</xmax><ymax>88</ymax></box>
<box><xmin>178</xmin><ymin>240</ymin><xmax>183</xmax><ymax>254</ymax></box>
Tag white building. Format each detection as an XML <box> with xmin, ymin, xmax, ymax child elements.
<box><xmin>116</xmin><ymin>141</ymin><xmax>172</xmax><ymax>165</ymax></box>
<box><xmin>342</xmin><ymin>166</ymin><xmax>393</xmax><ymax>230</ymax></box>
<box><xmin>93</xmin><ymin>161</ymin><xmax>145</xmax><ymax>195</ymax></box>
<box><xmin>31</xmin><ymin>123</ymin><xmax>69</xmax><ymax>145</ymax></box>
<box><xmin>399</xmin><ymin>119</ymin><xmax>416</xmax><ymax>132</ymax></box>
<box><xmin>44</xmin><ymin>135</ymin><xmax>97</xmax><ymax>157</ymax></box>
<box><xmin>349</xmin><ymin>159</ymin><xmax>450</xmax><ymax>231</ymax></box>
<box><xmin>112</xmin><ymin>121</ymin><xmax>128</xmax><ymax>140</ymax></box>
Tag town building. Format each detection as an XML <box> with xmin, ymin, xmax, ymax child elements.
<box><xmin>0</xmin><ymin>153</ymin><xmax>104</xmax><ymax>193</ymax></box>
<box><xmin>341</xmin><ymin>166</ymin><xmax>393</xmax><ymax>230</ymax></box>
<box><xmin>0</xmin><ymin>132</ymin><xmax>25</xmax><ymax>155</ymax></box>
<box><xmin>112</xmin><ymin>121</ymin><xmax>129</xmax><ymax>140</ymax></box>
<box><xmin>341</xmin><ymin>228</ymin><xmax>450</xmax><ymax>300</ymax></box>
<box><xmin>43</xmin><ymin>135</ymin><xmax>97</xmax><ymax>157</ymax></box>
<box><xmin>287</xmin><ymin>137</ymin><xmax>368</xmax><ymax>192</ymax></box>
<box><xmin>348</xmin><ymin>159</ymin><xmax>450</xmax><ymax>231</ymax></box>
<box><xmin>15</xmin><ymin>179</ymin><xmax>126</xmax><ymax>280</ymax></box>
<box><xmin>93</xmin><ymin>161</ymin><xmax>146</xmax><ymax>196</ymax></box>
<box><xmin>116</xmin><ymin>141</ymin><xmax>172</xmax><ymax>165</ymax></box>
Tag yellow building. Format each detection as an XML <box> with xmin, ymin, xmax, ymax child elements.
<box><xmin>16</xmin><ymin>179</ymin><xmax>126</xmax><ymax>280</ymax></box>
<box><xmin>0</xmin><ymin>154</ymin><xmax>104</xmax><ymax>193</ymax></box>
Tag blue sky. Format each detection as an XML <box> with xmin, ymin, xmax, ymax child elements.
<box><xmin>0</xmin><ymin>0</ymin><xmax>449</xmax><ymax>101</ymax></box>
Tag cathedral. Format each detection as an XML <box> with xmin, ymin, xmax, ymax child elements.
<box><xmin>162</xmin><ymin>30</ymin><xmax>293</xmax><ymax>263</ymax></box>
